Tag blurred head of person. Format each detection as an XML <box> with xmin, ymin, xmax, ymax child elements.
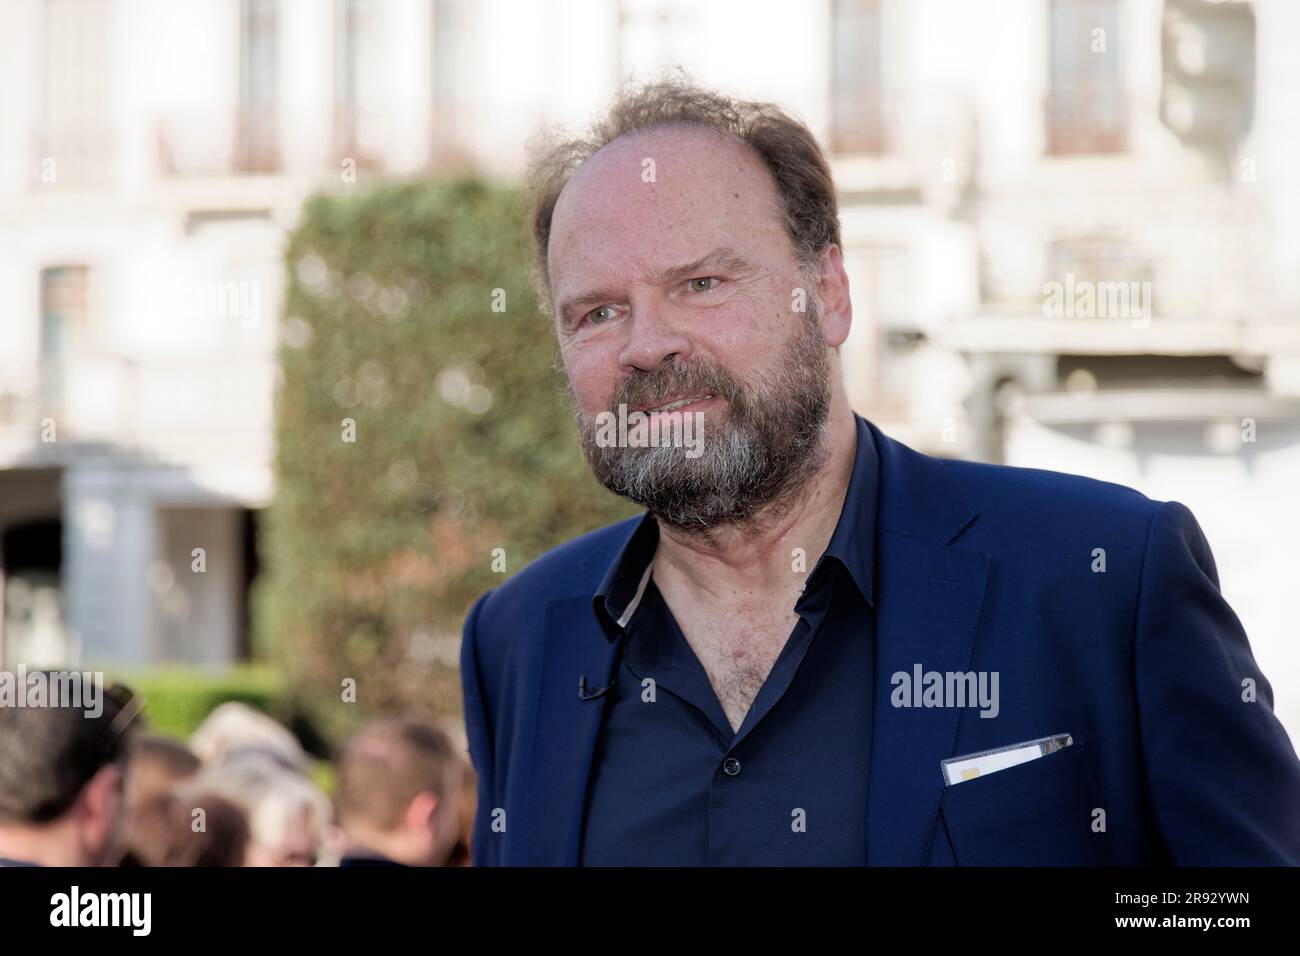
<box><xmin>124</xmin><ymin>734</ymin><xmax>200</xmax><ymax>811</ymax></box>
<box><xmin>117</xmin><ymin>788</ymin><xmax>249</xmax><ymax>867</ymax></box>
<box><xmin>335</xmin><ymin>717</ymin><xmax>464</xmax><ymax>867</ymax></box>
<box><xmin>189</xmin><ymin>700</ymin><xmax>309</xmax><ymax>773</ymax></box>
<box><xmin>0</xmin><ymin>677</ymin><xmax>141</xmax><ymax>867</ymax></box>
<box><xmin>195</xmin><ymin>749</ymin><xmax>329</xmax><ymax>867</ymax></box>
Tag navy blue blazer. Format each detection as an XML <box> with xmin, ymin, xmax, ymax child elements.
<box><xmin>460</xmin><ymin>418</ymin><xmax>1300</xmax><ymax>865</ymax></box>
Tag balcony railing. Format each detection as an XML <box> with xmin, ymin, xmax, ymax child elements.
<box><xmin>233</xmin><ymin>106</ymin><xmax>280</xmax><ymax>174</ymax></box>
<box><xmin>427</xmin><ymin>103</ymin><xmax>475</xmax><ymax>171</ymax></box>
<box><xmin>331</xmin><ymin>104</ymin><xmax>386</xmax><ymax>173</ymax></box>
<box><xmin>155</xmin><ymin>106</ymin><xmax>475</xmax><ymax>178</ymax></box>
<box><xmin>156</xmin><ymin>108</ymin><xmax>281</xmax><ymax>177</ymax></box>
<box><xmin>1045</xmin><ymin>85</ymin><xmax>1129</xmax><ymax>155</ymax></box>
<box><xmin>830</xmin><ymin>92</ymin><xmax>889</xmax><ymax>155</ymax></box>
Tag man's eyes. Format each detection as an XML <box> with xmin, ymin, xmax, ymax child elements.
<box><xmin>686</xmin><ymin>276</ymin><xmax>722</xmax><ymax>293</ymax></box>
<box><xmin>578</xmin><ymin>277</ymin><xmax>723</xmax><ymax>327</ymax></box>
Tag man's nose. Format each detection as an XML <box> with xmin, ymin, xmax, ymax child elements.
<box><xmin>617</xmin><ymin>300</ymin><xmax>692</xmax><ymax>373</ymax></box>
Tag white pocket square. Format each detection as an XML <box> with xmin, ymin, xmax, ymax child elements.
<box><xmin>941</xmin><ymin>733</ymin><xmax>1073</xmax><ymax>786</ymax></box>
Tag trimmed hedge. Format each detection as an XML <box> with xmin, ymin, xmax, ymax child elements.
<box><xmin>111</xmin><ymin>665</ymin><xmax>284</xmax><ymax>740</ymax></box>
<box><xmin>255</xmin><ymin>175</ymin><xmax>634</xmax><ymax>736</ymax></box>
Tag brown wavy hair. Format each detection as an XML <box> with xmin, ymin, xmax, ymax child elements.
<box><xmin>526</xmin><ymin>69</ymin><xmax>842</xmax><ymax>317</ymax></box>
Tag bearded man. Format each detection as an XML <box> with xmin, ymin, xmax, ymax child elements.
<box><xmin>459</xmin><ymin>77</ymin><xmax>1300</xmax><ymax>867</ymax></box>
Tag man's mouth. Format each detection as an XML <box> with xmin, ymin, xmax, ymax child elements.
<box><xmin>639</xmin><ymin>393</ymin><xmax>716</xmax><ymax>414</ymax></box>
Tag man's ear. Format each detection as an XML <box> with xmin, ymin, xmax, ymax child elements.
<box><xmin>80</xmin><ymin>764</ymin><xmax>123</xmax><ymax>820</ymax></box>
<box><xmin>405</xmin><ymin>791</ymin><xmax>440</xmax><ymax>832</ymax></box>
<box><xmin>815</xmin><ymin>244</ymin><xmax>853</xmax><ymax>349</ymax></box>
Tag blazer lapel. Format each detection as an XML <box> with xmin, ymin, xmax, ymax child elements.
<box><xmin>865</xmin><ymin>423</ymin><xmax>991</xmax><ymax>865</ymax></box>
<box><xmin>526</xmin><ymin>596</ymin><xmax>626</xmax><ymax>865</ymax></box>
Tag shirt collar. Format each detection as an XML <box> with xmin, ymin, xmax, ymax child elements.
<box><xmin>593</xmin><ymin>413</ymin><xmax>880</xmax><ymax>638</ymax></box>
<box><xmin>593</xmin><ymin>510</ymin><xmax>660</xmax><ymax>637</ymax></box>
<box><xmin>816</xmin><ymin>412</ymin><xmax>879</xmax><ymax>607</ymax></box>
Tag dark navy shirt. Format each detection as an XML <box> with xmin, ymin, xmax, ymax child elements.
<box><xmin>580</xmin><ymin>414</ymin><xmax>880</xmax><ymax>865</ymax></box>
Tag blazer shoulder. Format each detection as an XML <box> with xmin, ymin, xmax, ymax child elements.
<box><xmin>939</xmin><ymin>455</ymin><xmax>1160</xmax><ymax>533</ymax></box>
<box><xmin>930</xmin><ymin>457</ymin><xmax>1164</xmax><ymax>561</ymax></box>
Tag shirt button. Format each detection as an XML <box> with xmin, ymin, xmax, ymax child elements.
<box><xmin>722</xmin><ymin>756</ymin><xmax>741</xmax><ymax>776</ymax></box>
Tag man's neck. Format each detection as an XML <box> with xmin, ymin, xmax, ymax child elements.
<box><xmin>652</xmin><ymin>391</ymin><xmax>858</xmax><ymax>608</ymax></box>
<box><xmin>341</xmin><ymin>826</ymin><xmax>425</xmax><ymax>866</ymax></box>
<box><xmin>0</xmin><ymin>822</ymin><xmax>79</xmax><ymax>867</ymax></box>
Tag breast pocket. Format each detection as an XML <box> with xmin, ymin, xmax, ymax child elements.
<box><xmin>937</xmin><ymin>740</ymin><xmax>1106</xmax><ymax>866</ymax></box>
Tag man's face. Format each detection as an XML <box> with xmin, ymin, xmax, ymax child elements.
<box><xmin>548</xmin><ymin>126</ymin><xmax>846</xmax><ymax>530</ymax></box>
<box><xmin>272</xmin><ymin>806</ymin><xmax>318</xmax><ymax>866</ymax></box>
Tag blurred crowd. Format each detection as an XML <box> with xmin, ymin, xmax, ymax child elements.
<box><xmin>0</xmin><ymin>676</ymin><xmax>475</xmax><ymax>867</ymax></box>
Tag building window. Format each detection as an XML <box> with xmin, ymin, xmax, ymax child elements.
<box><xmin>1046</xmin><ymin>0</ymin><xmax>1126</xmax><ymax>154</ymax></box>
<box><xmin>237</xmin><ymin>0</ymin><xmax>279</xmax><ymax>173</ymax></box>
<box><xmin>37</xmin><ymin>0</ymin><xmax>112</xmax><ymax>186</ymax></box>
<box><xmin>830</xmin><ymin>0</ymin><xmax>885</xmax><ymax>155</ymax></box>
<box><xmin>39</xmin><ymin>266</ymin><xmax>90</xmax><ymax>417</ymax></box>
<box><xmin>334</xmin><ymin>0</ymin><xmax>383</xmax><ymax>170</ymax></box>
<box><xmin>430</xmin><ymin>0</ymin><xmax>470</xmax><ymax>166</ymax></box>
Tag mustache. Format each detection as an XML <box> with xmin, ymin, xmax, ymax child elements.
<box><xmin>609</xmin><ymin>359</ymin><xmax>744</xmax><ymax>413</ymax></box>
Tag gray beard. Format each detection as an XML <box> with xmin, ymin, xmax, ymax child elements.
<box><xmin>573</xmin><ymin>305</ymin><xmax>833</xmax><ymax>533</ymax></box>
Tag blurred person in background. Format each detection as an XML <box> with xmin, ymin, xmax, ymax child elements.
<box><xmin>117</xmin><ymin>787</ymin><xmax>250</xmax><ymax>867</ymax></box>
<box><xmin>0</xmin><ymin>678</ymin><xmax>141</xmax><ymax>867</ymax></box>
<box><xmin>335</xmin><ymin>717</ymin><xmax>464</xmax><ymax>867</ymax></box>
<box><xmin>196</xmin><ymin>747</ymin><xmax>331</xmax><ymax>867</ymax></box>
<box><xmin>124</xmin><ymin>734</ymin><xmax>200</xmax><ymax>811</ymax></box>
<box><xmin>190</xmin><ymin>700</ymin><xmax>310</xmax><ymax>774</ymax></box>
<box><xmin>185</xmin><ymin>699</ymin><xmax>330</xmax><ymax>864</ymax></box>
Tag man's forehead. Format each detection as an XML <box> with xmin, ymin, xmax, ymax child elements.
<box><xmin>555</xmin><ymin>128</ymin><xmax>771</xmax><ymax>224</ymax></box>
<box><xmin>548</xmin><ymin>127</ymin><xmax>785</xmax><ymax>285</ymax></box>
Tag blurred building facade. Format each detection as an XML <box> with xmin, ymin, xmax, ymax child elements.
<box><xmin>0</xmin><ymin>0</ymin><xmax>1295</xmax><ymax>735</ymax></box>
